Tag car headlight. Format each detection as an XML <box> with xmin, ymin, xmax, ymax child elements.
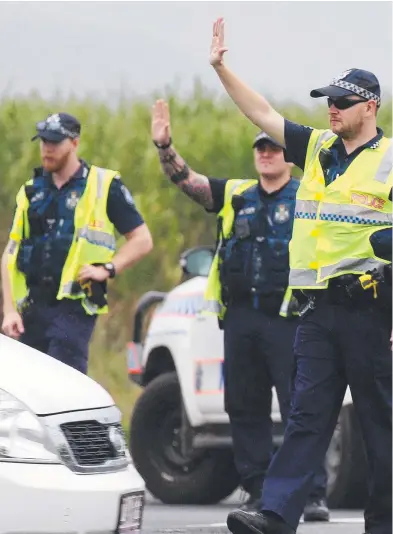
<box><xmin>0</xmin><ymin>389</ymin><xmax>60</xmax><ymax>464</ymax></box>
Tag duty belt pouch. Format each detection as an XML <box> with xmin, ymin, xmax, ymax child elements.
<box><xmin>221</xmin><ymin>242</ymin><xmax>252</xmax><ymax>300</ymax></box>
<box><xmin>234</xmin><ymin>218</ymin><xmax>251</xmax><ymax>240</ymax></box>
<box><xmin>16</xmin><ymin>240</ymin><xmax>34</xmax><ymax>274</ymax></box>
<box><xmin>72</xmin><ymin>280</ymin><xmax>108</xmax><ymax>309</ymax></box>
<box><xmin>90</xmin><ymin>281</ymin><xmax>107</xmax><ymax>308</ymax></box>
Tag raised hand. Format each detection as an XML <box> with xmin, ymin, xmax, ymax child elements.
<box><xmin>209</xmin><ymin>17</ymin><xmax>229</xmax><ymax>68</ymax></box>
<box><xmin>151</xmin><ymin>99</ymin><xmax>171</xmax><ymax>147</ymax></box>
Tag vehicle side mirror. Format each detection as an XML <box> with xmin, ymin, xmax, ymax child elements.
<box><xmin>179</xmin><ymin>246</ymin><xmax>215</xmax><ymax>278</ymax></box>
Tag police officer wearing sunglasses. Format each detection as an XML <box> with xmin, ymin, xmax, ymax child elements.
<box><xmin>1</xmin><ymin>112</ymin><xmax>153</xmax><ymax>374</ymax></box>
<box><xmin>151</xmin><ymin>100</ymin><xmax>330</xmax><ymax>522</ymax></box>
<box><xmin>209</xmin><ymin>19</ymin><xmax>392</xmax><ymax>534</ymax></box>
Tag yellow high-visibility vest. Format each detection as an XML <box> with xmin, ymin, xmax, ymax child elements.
<box><xmin>289</xmin><ymin>129</ymin><xmax>392</xmax><ymax>289</ymax></box>
<box><xmin>203</xmin><ymin>179</ymin><xmax>294</xmax><ymax>320</ymax></box>
<box><xmin>7</xmin><ymin>165</ymin><xmax>119</xmax><ymax>315</ymax></box>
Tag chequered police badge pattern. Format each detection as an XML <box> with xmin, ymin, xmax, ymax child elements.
<box><xmin>331</xmin><ymin>80</ymin><xmax>381</xmax><ymax>107</ymax></box>
<box><xmin>295</xmin><ymin>211</ymin><xmax>317</xmax><ymax>220</ymax></box>
<box><xmin>295</xmin><ymin>212</ymin><xmax>387</xmax><ymax>226</ymax></box>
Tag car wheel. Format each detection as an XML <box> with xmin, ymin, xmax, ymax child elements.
<box><xmin>129</xmin><ymin>371</ymin><xmax>239</xmax><ymax>504</ymax></box>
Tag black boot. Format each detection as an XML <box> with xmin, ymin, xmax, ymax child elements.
<box><xmin>303</xmin><ymin>498</ymin><xmax>330</xmax><ymax>522</ymax></box>
<box><xmin>227</xmin><ymin>510</ymin><xmax>295</xmax><ymax>534</ymax></box>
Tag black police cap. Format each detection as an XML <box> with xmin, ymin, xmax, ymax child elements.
<box><xmin>310</xmin><ymin>68</ymin><xmax>381</xmax><ymax>107</ymax></box>
<box><xmin>31</xmin><ymin>112</ymin><xmax>81</xmax><ymax>143</ymax></box>
<box><xmin>252</xmin><ymin>131</ymin><xmax>285</xmax><ymax>149</ymax></box>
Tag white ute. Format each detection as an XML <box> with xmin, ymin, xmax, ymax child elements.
<box><xmin>128</xmin><ymin>245</ymin><xmax>368</xmax><ymax>509</ymax></box>
<box><xmin>0</xmin><ymin>334</ymin><xmax>145</xmax><ymax>534</ymax></box>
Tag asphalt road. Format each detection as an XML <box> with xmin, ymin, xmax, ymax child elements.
<box><xmin>142</xmin><ymin>491</ymin><xmax>365</xmax><ymax>534</ymax></box>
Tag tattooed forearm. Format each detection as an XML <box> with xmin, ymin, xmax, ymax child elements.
<box><xmin>158</xmin><ymin>145</ymin><xmax>213</xmax><ymax>209</ymax></box>
<box><xmin>158</xmin><ymin>145</ymin><xmax>188</xmax><ymax>182</ymax></box>
<box><xmin>180</xmin><ymin>175</ymin><xmax>214</xmax><ymax>209</ymax></box>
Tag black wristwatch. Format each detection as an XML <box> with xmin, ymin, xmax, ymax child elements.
<box><xmin>103</xmin><ymin>262</ymin><xmax>116</xmax><ymax>279</ymax></box>
<box><xmin>153</xmin><ymin>137</ymin><xmax>172</xmax><ymax>149</ymax></box>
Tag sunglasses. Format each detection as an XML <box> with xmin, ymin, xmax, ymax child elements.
<box><xmin>36</xmin><ymin>120</ymin><xmax>78</xmax><ymax>139</ymax></box>
<box><xmin>327</xmin><ymin>97</ymin><xmax>368</xmax><ymax>110</ymax></box>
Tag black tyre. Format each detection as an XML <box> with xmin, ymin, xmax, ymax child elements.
<box><xmin>326</xmin><ymin>404</ymin><xmax>368</xmax><ymax>509</ymax></box>
<box><xmin>129</xmin><ymin>371</ymin><xmax>239</xmax><ymax>505</ymax></box>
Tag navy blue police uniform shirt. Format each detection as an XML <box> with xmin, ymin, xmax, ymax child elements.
<box><xmin>207</xmin><ymin>176</ymin><xmax>295</xmax><ymax>215</ymax></box>
<box><xmin>283</xmin><ymin>120</ymin><xmax>391</xmax><ymax>260</ymax></box>
<box><xmin>13</xmin><ymin>160</ymin><xmax>144</xmax><ymax>288</ymax></box>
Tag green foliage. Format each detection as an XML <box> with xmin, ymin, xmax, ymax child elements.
<box><xmin>0</xmin><ymin>83</ymin><xmax>391</xmax><ymax>429</ymax></box>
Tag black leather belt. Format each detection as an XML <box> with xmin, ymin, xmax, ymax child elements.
<box><xmin>228</xmin><ymin>291</ymin><xmax>284</xmax><ymax>315</ymax></box>
<box><xmin>300</xmin><ymin>274</ymin><xmax>391</xmax><ymax>311</ymax></box>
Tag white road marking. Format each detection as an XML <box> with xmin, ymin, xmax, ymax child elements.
<box><xmin>327</xmin><ymin>518</ymin><xmax>364</xmax><ymax>523</ymax></box>
<box><xmin>185</xmin><ymin>523</ymin><xmax>227</xmax><ymax>528</ymax></box>
<box><xmin>187</xmin><ymin>517</ymin><xmax>364</xmax><ymax>528</ymax></box>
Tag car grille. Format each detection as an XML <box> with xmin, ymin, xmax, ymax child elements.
<box><xmin>60</xmin><ymin>420</ymin><xmax>125</xmax><ymax>466</ymax></box>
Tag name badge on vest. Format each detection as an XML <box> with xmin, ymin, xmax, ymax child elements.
<box><xmin>274</xmin><ymin>203</ymin><xmax>290</xmax><ymax>224</ymax></box>
<box><xmin>30</xmin><ymin>191</ymin><xmax>45</xmax><ymax>203</ymax></box>
<box><xmin>66</xmin><ymin>191</ymin><xmax>80</xmax><ymax>210</ymax></box>
<box><xmin>238</xmin><ymin>207</ymin><xmax>256</xmax><ymax>216</ymax></box>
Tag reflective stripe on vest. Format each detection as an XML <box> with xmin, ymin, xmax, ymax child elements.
<box><xmin>202</xmin><ymin>299</ymin><xmax>223</xmax><ymax>314</ymax></box>
<box><xmin>318</xmin><ymin>203</ymin><xmax>392</xmax><ymax>225</ymax></box>
<box><xmin>294</xmin><ymin>199</ymin><xmax>319</xmax><ymax>220</ymax></box>
<box><xmin>320</xmin><ymin>257</ymin><xmax>389</xmax><ymax>280</ymax></box>
<box><xmin>77</xmin><ymin>226</ymin><xmax>116</xmax><ymax>250</ymax></box>
<box><xmin>288</xmin><ymin>268</ymin><xmax>327</xmax><ymax>288</ymax></box>
<box><xmin>374</xmin><ymin>142</ymin><xmax>393</xmax><ymax>183</ymax></box>
<box><xmin>309</xmin><ymin>130</ymin><xmax>336</xmax><ymax>164</ymax></box>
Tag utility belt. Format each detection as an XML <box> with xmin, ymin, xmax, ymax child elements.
<box><xmin>295</xmin><ymin>269</ymin><xmax>392</xmax><ymax>318</ymax></box>
<box><xmin>25</xmin><ymin>277</ymin><xmax>107</xmax><ymax>309</ymax></box>
<box><xmin>226</xmin><ymin>290</ymin><xmax>286</xmax><ymax>316</ymax></box>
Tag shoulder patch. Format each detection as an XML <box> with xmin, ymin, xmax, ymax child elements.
<box><xmin>121</xmin><ymin>185</ymin><xmax>135</xmax><ymax>206</ymax></box>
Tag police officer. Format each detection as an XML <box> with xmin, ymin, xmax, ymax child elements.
<box><xmin>209</xmin><ymin>18</ymin><xmax>392</xmax><ymax>534</ymax></box>
<box><xmin>151</xmin><ymin>99</ymin><xmax>329</xmax><ymax>521</ymax></box>
<box><xmin>1</xmin><ymin>112</ymin><xmax>153</xmax><ymax>374</ymax></box>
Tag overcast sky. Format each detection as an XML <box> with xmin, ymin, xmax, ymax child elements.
<box><xmin>0</xmin><ymin>1</ymin><xmax>391</xmax><ymax>108</ymax></box>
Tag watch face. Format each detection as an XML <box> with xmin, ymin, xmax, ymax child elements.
<box><xmin>104</xmin><ymin>263</ymin><xmax>115</xmax><ymax>278</ymax></box>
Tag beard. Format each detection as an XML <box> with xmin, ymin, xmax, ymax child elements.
<box><xmin>41</xmin><ymin>151</ymin><xmax>70</xmax><ymax>173</ymax></box>
<box><xmin>330</xmin><ymin>117</ymin><xmax>364</xmax><ymax>140</ymax></box>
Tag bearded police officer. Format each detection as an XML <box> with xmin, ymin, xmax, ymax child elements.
<box><xmin>209</xmin><ymin>18</ymin><xmax>392</xmax><ymax>534</ymax></box>
<box><xmin>1</xmin><ymin>112</ymin><xmax>153</xmax><ymax>373</ymax></box>
<box><xmin>151</xmin><ymin>99</ymin><xmax>329</xmax><ymax>521</ymax></box>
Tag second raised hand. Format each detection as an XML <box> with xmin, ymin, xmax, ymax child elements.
<box><xmin>151</xmin><ymin>99</ymin><xmax>214</xmax><ymax>210</ymax></box>
<box><xmin>209</xmin><ymin>17</ymin><xmax>229</xmax><ymax>68</ymax></box>
<box><xmin>151</xmin><ymin>99</ymin><xmax>172</xmax><ymax>147</ymax></box>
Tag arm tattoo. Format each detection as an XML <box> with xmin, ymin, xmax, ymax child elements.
<box><xmin>158</xmin><ymin>145</ymin><xmax>213</xmax><ymax>209</ymax></box>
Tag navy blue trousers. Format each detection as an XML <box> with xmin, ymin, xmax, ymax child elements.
<box><xmin>19</xmin><ymin>299</ymin><xmax>97</xmax><ymax>374</ymax></box>
<box><xmin>223</xmin><ymin>304</ymin><xmax>327</xmax><ymax>501</ymax></box>
<box><xmin>261</xmin><ymin>301</ymin><xmax>392</xmax><ymax>534</ymax></box>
